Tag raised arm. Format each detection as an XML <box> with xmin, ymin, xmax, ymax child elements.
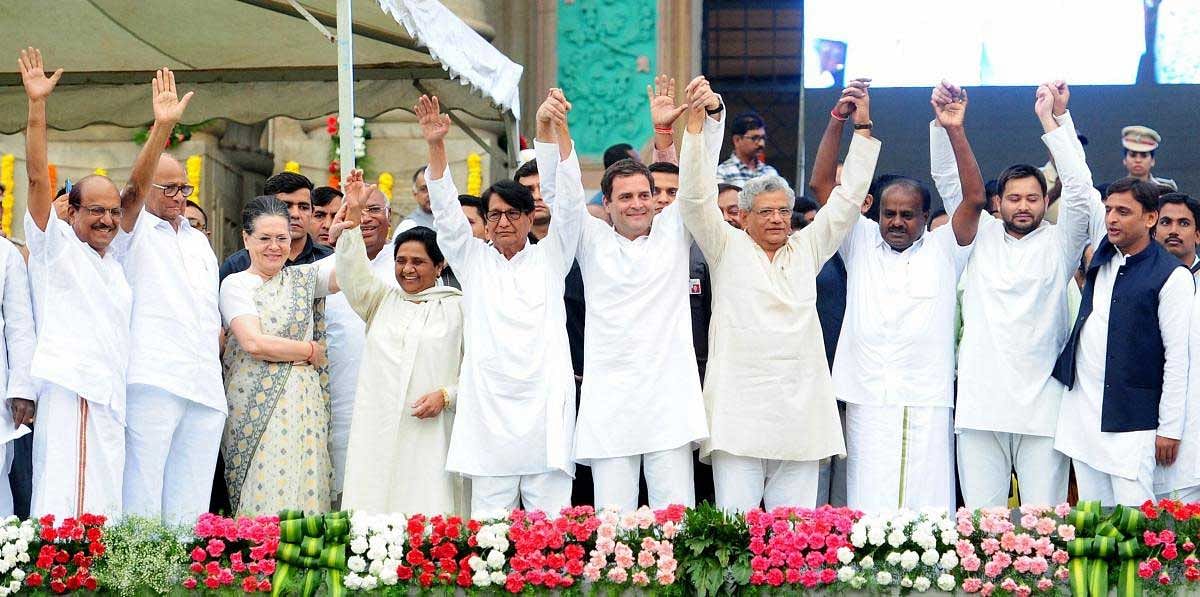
<box><xmin>677</xmin><ymin>78</ymin><xmax>732</xmax><ymax>263</ymax></box>
<box><xmin>647</xmin><ymin>74</ymin><xmax>687</xmax><ymax>163</ymax></box>
<box><xmin>332</xmin><ymin>170</ymin><xmax>389</xmax><ymax>321</ymax></box>
<box><xmin>121</xmin><ymin>68</ymin><xmax>193</xmax><ymax>232</ymax></box>
<box><xmin>928</xmin><ymin>82</ymin><xmax>963</xmax><ymax>216</ymax></box>
<box><xmin>933</xmin><ymin>83</ymin><xmax>985</xmax><ymax>246</ymax></box>
<box><xmin>1038</xmin><ymin>82</ymin><xmax>1101</xmax><ymax>269</ymax></box>
<box><xmin>415</xmin><ymin>95</ymin><xmax>475</xmax><ymax>268</ymax></box>
<box><xmin>810</xmin><ymin>78</ymin><xmax>869</xmax><ymax>205</ymax></box>
<box><xmin>540</xmin><ymin>90</ymin><xmax>585</xmax><ymax>272</ymax></box>
<box><xmin>18</xmin><ymin>48</ymin><xmax>62</xmax><ymax>232</ymax></box>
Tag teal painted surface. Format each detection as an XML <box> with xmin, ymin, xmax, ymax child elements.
<box><xmin>556</xmin><ymin>0</ymin><xmax>658</xmax><ymax>158</ymax></box>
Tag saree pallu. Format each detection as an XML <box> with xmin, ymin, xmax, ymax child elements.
<box><xmin>222</xmin><ymin>266</ymin><xmax>331</xmax><ymax>516</ymax></box>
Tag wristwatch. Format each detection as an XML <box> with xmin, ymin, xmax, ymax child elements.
<box><xmin>853</xmin><ymin>121</ymin><xmax>873</xmax><ymax>130</ymax></box>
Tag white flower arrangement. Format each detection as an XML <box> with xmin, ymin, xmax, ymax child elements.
<box><xmin>844</xmin><ymin>509</ymin><xmax>961</xmax><ymax>594</ymax></box>
<box><xmin>343</xmin><ymin>513</ymin><xmax>408</xmax><ymax>591</ymax></box>
<box><xmin>467</xmin><ymin>522</ymin><xmax>510</xmax><ymax>588</ymax></box>
<box><xmin>0</xmin><ymin>517</ymin><xmax>33</xmax><ymax>597</ymax></box>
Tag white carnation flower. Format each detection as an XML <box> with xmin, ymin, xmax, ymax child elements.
<box><xmin>940</xmin><ymin>551</ymin><xmax>959</xmax><ymax>570</ymax></box>
<box><xmin>360</xmin><ymin>575</ymin><xmax>378</xmax><ymax>590</ymax></box>
<box><xmin>349</xmin><ymin>537</ymin><xmax>369</xmax><ymax>554</ymax></box>
<box><xmin>850</xmin><ymin>530</ymin><xmax>867</xmax><ymax>547</ymax></box>
<box><xmin>347</xmin><ymin>555</ymin><xmax>367</xmax><ymax>573</ymax></box>
<box><xmin>838</xmin><ymin>566</ymin><xmax>856</xmax><ymax>582</ymax></box>
<box><xmin>473</xmin><ymin>569</ymin><xmax>492</xmax><ymax>587</ymax></box>
<box><xmin>837</xmin><ymin>546</ymin><xmax>854</xmax><ymax>564</ymax></box>
<box><xmin>368</xmin><ymin>536</ymin><xmax>388</xmax><ymax>552</ymax></box>
<box><xmin>490</xmin><ymin>571</ymin><xmax>507</xmax><ymax>585</ymax></box>
<box><xmin>876</xmin><ymin>571</ymin><xmax>893</xmax><ymax>586</ymax></box>
<box><xmin>387</xmin><ymin>544</ymin><xmax>403</xmax><ymax>560</ymax></box>
<box><xmin>887</xmin><ymin>530</ymin><xmax>906</xmax><ymax>547</ymax></box>
<box><xmin>921</xmin><ymin>550</ymin><xmax>940</xmax><ymax>566</ymax></box>
<box><xmin>367</xmin><ymin>559</ymin><xmax>384</xmax><ymax>575</ymax></box>
<box><xmin>850</xmin><ymin>575</ymin><xmax>867</xmax><ymax>589</ymax></box>
<box><xmin>901</xmin><ymin>576</ymin><xmax>914</xmax><ymax>588</ymax></box>
<box><xmin>469</xmin><ymin>555</ymin><xmax>485</xmax><ymax>572</ymax></box>
<box><xmin>487</xmin><ymin>549</ymin><xmax>506</xmax><ymax>569</ymax></box>
<box><xmin>900</xmin><ymin>550</ymin><xmax>920</xmax><ymax>571</ymax></box>
<box><xmin>16</xmin><ymin>553</ymin><xmax>27</xmax><ymax>564</ymax></box>
<box><xmin>343</xmin><ymin>573</ymin><xmax>362</xmax><ymax>590</ymax></box>
<box><xmin>868</xmin><ymin>528</ymin><xmax>886</xmax><ymax>546</ymax></box>
<box><xmin>11</xmin><ymin>568</ymin><xmax>23</xmax><ymax>581</ymax></box>
<box><xmin>860</xmin><ymin>555</ymin><xmax>875</xmax><ymax>569</ymax></box>
<box><xmin>914</xmin><ymin>576</ymin><xmax>932</xmax><ymax>592</ymax></box>
<box><xmin>937</xmin><ymin>573</ymin><xmax>957</xmax><ymax>591</ymax></box>
<box><xmin>379</xmin><ymin>567</ymin><xmax>399</xmax><ymax>586</ymax></box>
<box><xmin>886</xmin><ymin>552</ymin><xmax>902</xmax><ymax>566</ymax></box>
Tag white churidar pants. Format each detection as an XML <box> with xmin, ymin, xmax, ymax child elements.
<box><xmin>470</xmin><ymin>470</ymin><xmax>572</xmax><ymax>520</ymax></box>
<box><xmin>845</xmin><ymin>403</ymin><xmax>955</xmax><ymax>512</ymax></box>
<box><xmin>122</xmin><ymin>385</ymin><xmax>226</xmax><ymax>524</ymax></box>
<box><xmin>31</xmin><ymin>384</ymin><xmax>124</xmax><ymax>520</ymax></box>
<box><xmin>1074</xmin><ymin>452</ymin><xmax>1156</xmax><ymax>507</ymax></box>
<box><xmin>711</xmin><ymin>450</ymin><xmax>819</xmax><ymax>512</ymax></box>
<box><xmin>590</xmin><ymin>443</ymin><xmax>695</xmax><ymax>513</ymax></box>
<box><xmin>956</xmin><ymin>429</ymin><xmax>1069</xmax><ymax>508</ymax></box>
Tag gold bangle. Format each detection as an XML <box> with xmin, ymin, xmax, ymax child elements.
<box><xmin>440</xmin><ymin>387</ymin><xmax>450</xmax><ymax>408</ymax></box>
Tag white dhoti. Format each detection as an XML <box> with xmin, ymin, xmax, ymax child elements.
<box><xmin>845</xmin><ymin>403</ymin><xmax>955</xmax><ymax>511</ymax></box>
<box><xmin>1159</xmin><ymin>485</ymin><xmax>1200</xmax><ymax>503</ymax></box>
<box><xmin>31</xmin><ymin>384</ymin><xmax>124</xmax><ymax>520</ymax></box>
<box><xmin>590</xmin><ymin>443</ymin><xmax>694</xmax><ymax>513</ymax></box>
<box><xmin>122</xmin><ymin>384</ymin><xmax>225</xmax><ymax>524</ymax></box>
<box><xmin>470</xmin><ymin>471</ymin><xmax>572</xmax><ymax>520</ymax></box>
<box><xmin>1072</xmin><ymin>433</ymin><xmax>1156</xmax><ymax>507</ymax></box>
<box><xmin>711</xmin><ymin>450</ymin><xmax>819</xmax><ymax>512</ymax></box>
<box><xmin>956</xmin><ymin>430</ymin><xmax>1068</xmax><ymax>507</ymax></box>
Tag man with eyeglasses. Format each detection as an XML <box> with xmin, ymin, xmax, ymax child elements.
<box><xmin>679</xmin><ymin>78</ymin><xmax>880</xmax><ymax>513</ymax></box>
<box><xmin>419</xmin><ymin>90</ymin><xmax>583</xmax><ymax>518</ymax></box>
<box><xmin>19</xmin><ymin>50</ymin><xmax>171</xmax><ymax>520</ymax></box>
<box><xmin>715</xmin><ymin>113</ymin><xmax>779</xmax><ymax>187</ymax></box>
<box><xmin>218</xmin><ymin>171</ymin><xmax>330</xmax><ymax>282</ymax></box>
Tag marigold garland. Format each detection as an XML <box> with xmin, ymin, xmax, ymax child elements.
<box><xmin>466</xmin><ymin>153</ymin><xmax>482</xmax><ymax>197</ymax></box>
<box><xmin>185</xmin><ymin>155</ymin><xmax>202</xmax><ymax>207</ymax></box>
<box><xmin>377</xmin><ymin>172</ymin><xmax>394</xmax><ymax>202</ymax></box>
<box><xmin>0</xmin><ymin>154</ymin><xmax>14</xmax><ymax>238</ymax></box>
<box><xmin>283</xmin><ymin>161</ymin><xmax>301</xmax><ymax>175</ymax></box>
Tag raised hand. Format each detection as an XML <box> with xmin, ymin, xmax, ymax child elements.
<box><xmin>931</xmin><ymin>80</ymin><xmax>966</xmax><ymax>129</ymax></box>
<box><xmin>835</xmin><ymin>78</ymin><xmax>871</xmax><ymax>118</ymax></box>
<box><xmin>414</xmin><ymin>95</ymin><xmax>451</xmax><ymax>144</ymax></box>
<box><xmin>1047</xmin><ymin>80</ymin><xmax>1069</xmax><ymax>116</ymax></box>
<box><xmin>151</xmin><ymin>67</ymin><xmax>194</xmax><ymax>125</ymax></box>
<box><xmin>843</xmin><ymin>81</ymin><xmax>871</xmax><ymax>125</ymax></box>
<box><xmin>684</xmin><ymin>76</ymin><xmax>717</xmax><ymax>133</ymax></box>
<box><xmin>537</xmin><ymin>89</ymin><xmax>571</xmax><ymax>128</ymax></box>
<box><xmin>18</xmin><ymin>47</ymin><xmax>62</xmax><ymax>102</ymax></box>
<box><xmin>1033</xmin><ymin>85</ymin><xmax>1054</xmax><ymax>120</ymax></box>
<box><xmin>648</xmin><ymin>74</ymin><xmax>686</xmax><ymax>128</ymax></box>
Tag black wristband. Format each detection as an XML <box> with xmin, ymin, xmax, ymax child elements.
<box><xmin>853</xmin><ymin>121</ymin><xmax>873</xmax><ymax>130</ymax></box>
<box><xmin>705</xmin><ymin>103</ymin><xmax>724</xmax><ymax>115</ymax></box>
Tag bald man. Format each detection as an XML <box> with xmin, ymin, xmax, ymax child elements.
<box><xmin>107</xmin><ymin>71</ymin><xmax>222</xmax><ymax>525</ymax></box>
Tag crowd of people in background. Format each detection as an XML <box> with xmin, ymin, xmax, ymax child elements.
<box><xmin>5</xmin><ymin>45</ymin><xmax>1200</xmax><ymax>526</ymax></box>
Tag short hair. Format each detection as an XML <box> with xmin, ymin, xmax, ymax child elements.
<box><xmin>603</xmin><ymin>144</ymin><xmax>636</xmax><ymax>169</ymax></box>
<box><xmin>412</xmin><ymin>167</ymin><xmax>426</xmax><ymax>184</ymax></box>
<box><xmin>600</xmin><ymin>159</ymin><xmax>655</xmax><ymax>201</ymax></box>
<box><xmin>794</xmin><ymin>196</ymin><xmax>819</xmax><ymax>213</ymax></box>
<box><xmin>393</xmin><ymin>225</ymin><xmax>445</xmax><ymax>265</ymax></box>
<box><xmin>513</xmin><ymin>159</ymin><xmax>538</xmax><ymax>182</ymax></box>
<box><xmin>731</xmin><ymin>112</ymin><xmax>766</xmax><ymax>137</ymax></box>
<box><xmin>865</xmin><ymin>173</ymin><xmax>905</xmax><ymax>221</ymax></box>
<box><xmin>458</xmin><ymin>194</ymin><xmax>484</xmax><ymax>219</ymax></box>
<box><xmin>876</xmin><ymin>176</ymin><xmax>932</xmax><ymax>213</ymax></box>
<box><xmin>1158</xmin><ymin>192</ymin><xmax>1200</xmax><ymax>224</ymax></box>
<box><xmin>737</xmin><ymin>175</ymin><xmax>796</xmax><ymax>212</ymax></box>
<box><xmin>67</xmin><ymin>175</ymin><xmax>114</xmax><ymax>208</ymax></box>
<box><xmin>481</xmin><ymin>179</ymin><xmax>535</xmax><ymax>214</ymax></box>
<box><xmin>263</xmin><ymin>172</ymin><xmax>314</xmax><ymax>196</ymax></box>
<box><xmin>995</xmin><ymin>164</ymin><xmax>1048</xmax><ymax>197</ymax></box>
<box><xmin>241</xmin><ymin>195</ymin><xmax>290</xmax><ymax>233</ymax></box>
<box><xmin>647</xmin><ymin>162</ymin><xmax>680</xmax><ymax>176</ymax></box>
<box><xmin>185</xmin><ymin>199</ymin><xmax>208</xmax><ymax>225</ymax></box>
<box><xmin>1106</xmin><ymin>176</ymin><xmax>1164</xmax><ymax>213</ymax></box>
<box><xmin>984</xmin><ymin>179</ymin><xmax>1000</xmax><ymax>198</ymax></box>
<box><xmin>311</xmin><ymin>186</ymin><xmax>343</xmax><ymax>208</ymax></box>
<box><xmin>717</xmin><ymin>183</ymin><xmax>742</xmax><ymax>195</ymax></box>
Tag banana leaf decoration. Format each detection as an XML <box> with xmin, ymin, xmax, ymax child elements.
<box><xmin>1065</xmin><ymin>501</ymin><xmax>1148</xmax><ymax>597</ymax></box>
<box><xmin>271</xmin><ymin>510</ymin><xmax>350</xmax><ymax>597</ymax></box>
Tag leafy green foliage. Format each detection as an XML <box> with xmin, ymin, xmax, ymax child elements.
<box><xmin>677</xmin><ymin>502</ymin><xmax>752</xmax><ymax>596</ymax></box>
<box><xmin>92</xmin><ymin>516</ymin><xmax>189</xmax><ymax>595</ymax></box>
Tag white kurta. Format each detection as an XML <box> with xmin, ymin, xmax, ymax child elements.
<box><xmin>336</xmin><ymin>228</ymin><xmax>467</xmax><ymax>515</ymax></box>
<box><xmin>325</xmin><ymin>244</ymin><xmax>397</xmax><ymax>494</ymax></box>
<box><xmin>1156</xmin><ymin>276</ymin><xmax>1200</xmax><ymax>495</ymax></box>
<box><xmin>434</xmin><ymin>141</ymin><xmax>584</xmax><ymax>477</ymax></box>
<box><xmin>932</xmin><ymin>111</ymin><xmax>1098</xmax><ymax>436</ymax></box>
<box><xmin>679</xmin><ymin>128</ymin><xmax>881</xmax><ymax>463</ymax></box>
<box><xmin>1054</xmin><ymin>254</ymin><xmax>1192</xmax><ymax>481</ymax></box>
<box><xmin>25</xmin><ymin>213</ymin><xmax>131</xmax><ymax>519</ymax></box>
<box><xmin>0</xmin><ymin>238</ymin><xmax>34</xmax><ymax>516</ymax></box>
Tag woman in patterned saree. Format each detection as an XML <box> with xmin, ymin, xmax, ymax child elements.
<box><xmin>218</xmin><ymin>196</ymin><xmax>338</xmax><ymax>516</ymax></box>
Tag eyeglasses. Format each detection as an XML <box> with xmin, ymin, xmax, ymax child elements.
<box><xmin>744</xmin><ymin>135</ymin><xmax>767</xmax><ymax>143</ymax></box>
<box><xmin>363</xmin><ymin>205</ymin><xmax>387</xmax><ymax>216</ymax></box>
<box><xmin>79</xmin><ymin>205</ymin><xmax>124</xmax><ymax>218</ymax></box>
<box><xmin>486</xmin><ymin>209</ymin><xmax>525</xmax><ymax>223</ymax></box>
<box><xmin>151</xmin><ymin>183</ymin><xmax>195</xmax><ymax>198</ymax></box>
<box><xmin>723</xmin><ymin>206</ymin><xmax>741</xmax><ymax>215</ymax></box>
<box><xmin>752</xmin><ymin>207</ymin><xmax>792</xmax><ymax>219</ymax></box>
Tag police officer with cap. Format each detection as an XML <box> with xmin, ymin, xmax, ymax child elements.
<box><xmin>1122</xmin><ymin>125</ymin><xmax>1178</xmax><ymax>191</ymax></box>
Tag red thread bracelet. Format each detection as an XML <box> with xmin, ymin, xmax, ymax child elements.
<box><xmin>830</xmin><ymin>108</ymin><xmax>848</xmax><ymax>122</ymax></box>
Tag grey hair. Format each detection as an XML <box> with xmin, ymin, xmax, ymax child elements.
<box><xmin>737</xmin><ymin>175</ymin><xmax>796</xmax><ymax>212</ymax></box>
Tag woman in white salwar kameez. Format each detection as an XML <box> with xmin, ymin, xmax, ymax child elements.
<box><xmin>335</xmin><ymin>171</ymin><xmax>467</xmax><ymax>516</ymax></box>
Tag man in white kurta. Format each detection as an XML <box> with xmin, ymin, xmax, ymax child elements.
<box><xmin>571</xmin><ymin>105</ymin><xmax>723</xmax><ymax>513</ymax></box>
<box><xmin>424</xmin><ymin>92</ymin><xmax>583</xmax><ymax>518</ymax></box>
<box><xmin>679</xmin><ymin>95</ymin><xmax>881</xmax><ymax>512</ymax></box>
<box><xmin>0</xmin><ymin>237</ymin><xmax>35</xmax><ymax>517</ymax></box>
<box><xmin>323</xmin><ymin>188</ymin><xmax>398</xmax><ymax>501</ymax></box>
<box><xmin>833</xmin><ymin>90</ymin><xmax>979</xmax><ymax>512</ymax></box>
<box><xmin>930</xmin><ymin>86</ymin><xmax>1099</xmax><ymax>507</ymax></box>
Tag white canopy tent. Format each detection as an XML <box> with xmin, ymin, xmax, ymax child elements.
<box><xmin>0</xmin><ymin>0</ymin><xmax>521</xmax><ymax>168</ymax></box>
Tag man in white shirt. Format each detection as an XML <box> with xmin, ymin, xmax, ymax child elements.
<box><xmin>832</xmin><ymin>83</ymin><xmax>982</xmax><ymax>512</ymax></box>
<box><xmin>419</xmin><ymin>91</ymin><xmax>583</xmax><ymax>518</ymax></box>
<box><xmin>322</xmin><ymin>184</ymin><xmax>398</xmax><ymax>502</ymax></box>
<box><xmin>20</xmin><ymin>48</ymin><xmax>133</xmax><ymax>520</ymax></box>
<box><xmin>112</xmin><ymin>67</ymin><xmax>227</xmax><ymax>525</ymax></box>
<box><xmin>1053</xmin><ymin>176</ymin><xmax>1192</xmax><ymax>506</ymax></box>
<box><xmin>572</xmin><ymin>77</ymin><xmax>723</xmax><ymax>513</ymax></box>
<box><xmin>0</xmin><ymin>235</ymin><xmax>36</xmax><ymax>517</ymax></box>
<box><xmin>681</xmin><ymin>80</ymin><xmax>880</xmax><ymax>512</ymax></box>
<box><xmin>1154</xmin><ymin>193</ymin><xmax>1200</xmax><ymax>274</ymax></box>
<box><xmin>930</xmin><ymin>81</ymin><xmax>1099</xmax><ymax>507</ymax></box>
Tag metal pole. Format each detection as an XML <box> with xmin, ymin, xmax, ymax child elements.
<box><xmin>795</xmin><ymin>4</ymin><xmax>806</xmax><ymax>192</ymax></box>
<box><xmin>336</xmin><ymin>0</ymin><xmax>355</xmax><ymax>178</ymax></box>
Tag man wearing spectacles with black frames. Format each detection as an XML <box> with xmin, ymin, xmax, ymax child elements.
<box><xmin>716</xmin><ymin>112</ymin><xmax>780</xmax><ymax>187</ymax></box>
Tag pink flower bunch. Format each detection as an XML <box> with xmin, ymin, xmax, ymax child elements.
<box><xmin>501</xmin><ymin>506</ymin><xmax>600</xmax><ymax>592</ymax></box>
<box><xmin>956</xmin><ymin>505</ymin><xmax>1072</xmax><ymax>595</ymax></box>
<box><xmin>582</xmin><ymin>505</ymin><xmax>684</xmax><ymax>588</ymax></box>
<box><xmin>182</xmin><ymin>513</ymin><xmax>279</xmax><ymax>592</ymax></box>
<box><xmin>746</xmin><ymin>505</ymin><xmax>860</xmax><ymax>588</ymax></box>
<box><xmin>1135</xmin><ymin>499</ymin><xmax>1200</xmax><ymax>587</ymax></box>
